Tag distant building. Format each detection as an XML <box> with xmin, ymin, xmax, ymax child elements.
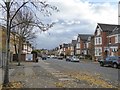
<box><xmin>76</xmin><ymin>34</ymin><xmax>93</xmax><ymax>56</ymax></box>
<box><xmin>70</xmin><ymin>40</ymin><xmax>77</xmax><ymax>56</ymax></box>
<box><xmin>22</xmin><ymin>41</ymin><xmax>33</xmax><ymax>54</ymax></box>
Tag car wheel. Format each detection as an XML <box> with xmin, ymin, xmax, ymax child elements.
<box><xmin>113</xmin><ymin>63</ymin><xmax>118</xmax><ymax>68</ymax></box>
<box><xmin>100</xmin><ymin>62</ymin><xmax>104</xmax><ymax>66</ymax></box>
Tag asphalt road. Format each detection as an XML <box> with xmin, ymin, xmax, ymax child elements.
<box><xmin>40</xmin><ymin>58</ymin><xmax>119</xmax><ymax>88</ymax></box>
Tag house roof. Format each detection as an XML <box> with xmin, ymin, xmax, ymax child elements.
<box><xmin>110</xmin><ymin>25</ymin><xmax>120</xmax><ymax>35</ymax></box>
<box><xmin>71</xmin><ymin>40</ymin><xmax>77</xmax><ymax>45</ymax></box>
<box><xmin>98</xmin><ymin>23</ymin><xmax>117</xmax><ymax>32</ymax></box>
<box><xmin>63</xmin><ymin>43</ymin><xmax>69</xmax><ymax>48</ymax></box>
<box><xmin>78</xmin><ymin>34</ymin><xmax>93</xmax><ymax>41</ymax></box>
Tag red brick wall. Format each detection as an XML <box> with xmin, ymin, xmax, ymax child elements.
<box><xmin>101</xmin><ymin>32</ymin><xmax>108</xmax><ymax>58</ymax></box>
<box><xmin>80</xmin><ymin>39</ymin><xmax>84</xmax><ymax>54</ymax></box>
<box><xmin>109</xmin><ymin>36</ymin><xmax>115</xmax><ymax>44</ymax></box>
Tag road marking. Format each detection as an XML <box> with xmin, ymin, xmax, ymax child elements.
<box><xmin>51</xmin><ymin>72</ymin><xmax>64</xmax><ymax>75</ymax></box>
<box><xmin>39</xmin><ymin>60</ymin><xmax>76</xmax><ymax>82</ymax></box>
<box><xmin>51</xmin><ymin>72</ymin><xmax>62</xmax><ymax>75</ymax></box>
<box><xmin>54</xmin><ymin>75</ymin><xmax>68</xmax><ymax>78</ymax></box>
<box><xmin>59</xmin><ymin>78</ymin><xmax>75</xmax><ymax>81</ymax></box>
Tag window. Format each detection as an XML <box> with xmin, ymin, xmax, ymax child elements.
<box><xmin>95</xmin><ymin>37</ymin><xmax>102</xmax><ymax>45</ymax></box>
<box><xmin>115</xmin><ymin>35</ymin><xmax>118</xmax><ymax>43</ymax></box>
<box><xmin>109</xmin><ymin>38</ymin><xmax>111</xmax><ymax>43</ymax></box>
<box><xmin>76</xmin><ymin>43</ymin><xmax>80</xmax><ymax>48</ymax></box>
<box><xmin>98</xmin><ymin>38</ymin><xmax>100</xmax><ymax>44</ymax></box>
<box><xmin>78</xmin><ymin>38</ymin><xmax>80</xmax><ymax>42</ymax></box>
<box><xmin>118</xmin><ymin>35</ymin><xmax>120</xmax><ymax>43</ymax></box>
<box><xmin>84</xmin><ymin>43</ymin><xmax>86</xmax><ymax>48</ymax></box>
<box><xmin>86</xmin><ymin>43</ymin><xmax>89</xmax><ymax>48</ymax></box>
<box><xmin>96</xmin><ymin>38</ymin><xmax>97</xmax><ymax>44</ymax></box>
<box><xmin>95</xmin><ymin>47</ymin><xmax>102</xmax><ymax>56</ymax></box>
<box><xmin>76</xmin><ymin>50</ymin><xmax>80</xmax><ymax>54</ymax></box>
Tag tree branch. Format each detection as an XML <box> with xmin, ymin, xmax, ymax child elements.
<box><xmin>9</xmin><ymin>1</ymin><xmax>28</xmax><ymax>28</ymax></box>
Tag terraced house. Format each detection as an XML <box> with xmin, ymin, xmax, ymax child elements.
<box><xmin>76</xmin><ymin>34</ymin><xmax>93</xmax><ymax>57</ymax></box>
<box><xmin>94</xmin><ymin>23</ymin><xmax>120</xmax><ymax>60</ymax></box>
<box><xmin>70</xmin><ymin>40</ymin><xmax>77</xmax><ymax>56</ymax></box>
<box><xmin>0</xmin><ymin>26</ymin><xmax>20</xmax><ymax>66</ymax></box>
<box><xmin>107</xmin><ymin>26</ymin><xmax>120</xmax><ymax>56</ymax></box>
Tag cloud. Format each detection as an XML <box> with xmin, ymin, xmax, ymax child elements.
<box><xmin>35</xmin><ymin>0</ymin><xmax>118</xmax><ymax>49</ymax></box>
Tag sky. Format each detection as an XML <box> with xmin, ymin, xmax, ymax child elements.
<box><xmin>34</xmin><ymin>0</ymin><xmax>119</xmax><ymax>50</ymax></box>
<box><xmin>1</xmin><ymin>0</ymin><xmax>117</xmax><ymax>50</ymax></box>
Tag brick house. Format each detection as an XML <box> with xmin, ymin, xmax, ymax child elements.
<box><xmin>0</xmin><ymin>26</ymin><xmax>20</xmax><ymax>66</ymax></box>
<box><xmin>107</xmin><ymin>25</ymin><xmax>120</xmax><ymax>56</ymax></box>
<box><xmin>62</xmin><ymin>43</ymin><xmax>71</xmax><ymax>56</ymax></box>
<box><xmin>76</xmin><ymin>34</ymin><xmax>93</xmax><ymax>57</ymax></box>
<box><xmin>94</xmin><ymin>23</ymin><xmax>118</xmax><ymax>60</ymax></box>
<box><xmin>70</xmin><ymin>40</ymin><xmax>77</xmax><ymax>56</ymax></box>
<box><xmin>22</xmin><ymin>41</ymin><xmax>33</xmax><ymax>54</ymax></box>
<box><xmin>86</xmin><ymin>35</ymin><xmax>95</xmax><ymax>60</ymax></box>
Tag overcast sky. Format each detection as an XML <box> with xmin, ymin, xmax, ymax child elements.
<box><xmin>33</xmin><ymin>0</ymin><xmax>118</xmax><ymax>50</ymax></box>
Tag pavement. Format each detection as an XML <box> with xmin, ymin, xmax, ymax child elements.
<box><xmin>8</xmin><ymin>61</ymin><xmax>58</xmax><ymax>88</ymax></box>
<box><xmin>0</xmin><ymin>60</ymin><xmax>94</xmax><ymax>88</ymax></box>
<box><xmin>5</xmin><ymin>61</ymin><xmax>92</xmax><ymax>88</ymax></box>
<box><xmin>0</xmin><ymin>68</ymin><xmax>3</xmax><ymax>85</ymax></box>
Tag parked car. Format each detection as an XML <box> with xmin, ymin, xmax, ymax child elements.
<box><xmin>66</xmin><ymin>56</ymin><xmax>71</xmax><ymax>61</ymax></box>
<box><xmin>98</xmin><ymin>56</ymin><xmax>120</xmax><ymax>68</ymax></box>
<box><xmin>57</xmin><ymin>56</ymin><xmax>64</xmax><ymax>60</ymax></box>
<box><xmin>47</xmin><ymin>55</ymin><xmax>51</xmax><ymax>58</ymax></box>
<box><xmin>71</xmin><ymin>56</ymin><xmax>80</xmax><ymax>62</ymax></box>
<box><xmin>66</xmin><ymin>56</ymin><xmax>80</xmax><ymax>62</ymax></box>
<box><xmin>42</xmin><ymin>55</ymin><xmax>47</xmax><ymax>60</ymax></box>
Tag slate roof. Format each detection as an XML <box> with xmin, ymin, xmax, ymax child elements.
<box><xmin>63</xmin><ymin>43</ymin><xmax>69</xmax><ymax>48</ymax></box>
<box><xmin>98</xmin><ymin>23</ymin><xmax>117</xmax><ymax>32</ymax></box>
<box><xmin>71</xmin><ymin>40</ymin><xmax>77</xmax><ymax>46</ymax></box>
<box><xmin>110</xmin><ymin>25</ymin><xmax>120</xmax><ymax>35</ymax></box>
<box><xmin>78</xmin><ymin>34</ymin><xmax>93</xmax><ymax>41</ymax></box>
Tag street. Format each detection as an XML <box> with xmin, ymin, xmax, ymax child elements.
<box><xmin>39</xmin><ymin>58</ymin><xmax>119</xmax><ymax>88</ymax></box>
<box><xmin>7</xmin><ymin>57</ymin><xmax>119</xmax><ymax>88</ymax></box>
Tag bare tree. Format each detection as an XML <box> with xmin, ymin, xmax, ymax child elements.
<box><xmin>0</xmin><ymin>0</ymin><xmax>58</xmax><ymax>86</ymax></box>
<box><xmin>12</xmin><ymin>8</ymin><xmax>36</xmax><ymax>66</ymax></box>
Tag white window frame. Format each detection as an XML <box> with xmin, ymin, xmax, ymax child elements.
<box><xmin>115</xmin><ymin>35</ymin><xmax>118</xmax><ymax>43</ymax></box>
<box><xmin>95</xmin><ymin>37</ymin><xmax>102</xmax><ymax>45</ymax></box>
<box><xmin>76</xmin><ymin>43</ymin><xmax>80</xmax><ymax>48</ymax></box>
<box><xmin>118</xmin><ymin>34</ymin><xmax>120</xmax><ymax>43</ymax></box>
<box><xmin>95</xmin><ymin>47</ymin><xmax>102</xmax><ymax>56</ymax></box>
<box><xmin>76</xmin><ymin>50</ymin><xmax>80</xmax><ymax>54</ymax></box>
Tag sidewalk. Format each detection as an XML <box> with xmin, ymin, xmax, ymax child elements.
<box><xmin>0</xmin><ymin>68</ymin><xmax>3</xmax><ymax>85</ymax></box>
<box><xmin>8</xmin><ymin>62</ymin><xmax>58</xmax><ymax>88</ymax></box>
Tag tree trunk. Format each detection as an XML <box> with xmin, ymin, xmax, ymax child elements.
<box><xmin>3</xmin><ymin>2</ymin><xmax>10</xmax><ymax>86</ymax></box>
<box><xmin>18</xmin><ymin>37</ymin><xmax>22</xmax><ymax>66</ymax></box>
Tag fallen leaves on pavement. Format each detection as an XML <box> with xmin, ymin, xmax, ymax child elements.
<box><xmin>54</xmin><ymin>82</ymin><xmax>64</xmax><ymax>87</ymax></box>
<box><xmin>67</xmin><ymin>72</ymin><xmax>115</xmax><ymax>88</ymax></box>
<box><xmin>2</xmin><ymin>81</ymin><xmax>24</xmax><ymax>89</ymax></box>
